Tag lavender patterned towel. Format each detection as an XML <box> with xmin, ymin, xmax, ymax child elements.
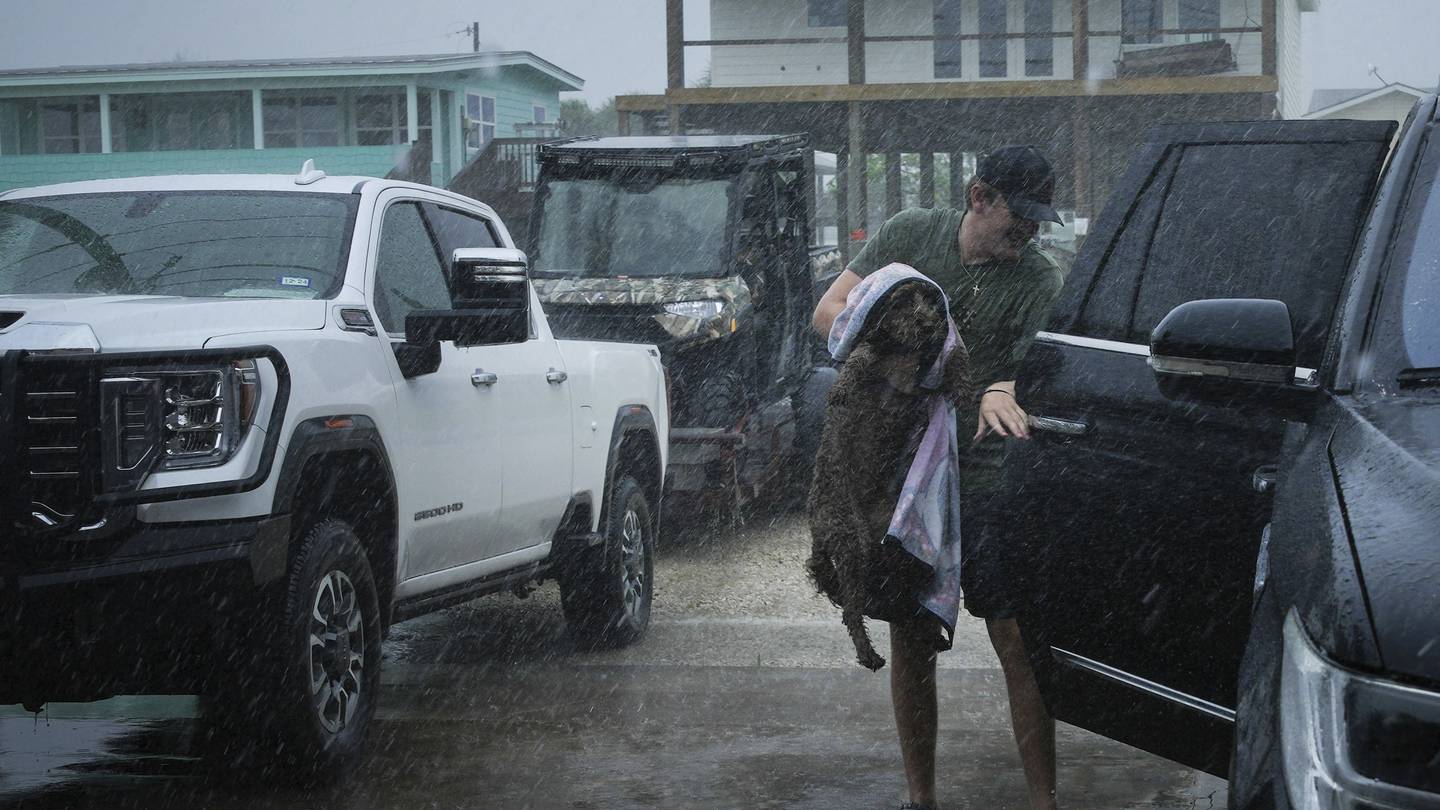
<box><xmin>828</xmin><ymin>264</ymin><xmax>964</xmax><ymax>635</ymax></box>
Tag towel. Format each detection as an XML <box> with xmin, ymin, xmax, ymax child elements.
<box><xmin>828</xmin><ymin>263</ymin><xmax>965</xmax><ymax>637</ymax></box>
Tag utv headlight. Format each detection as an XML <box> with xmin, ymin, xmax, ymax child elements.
<box><xmin>662</xmin><ymin>300</ymin><xmax>725</xmax><ymax>321</ymax></box>
<box><xmin>1279</xmin><ymin>611</ymin><xmax>1440</xmax><ymax>809</ymax></box>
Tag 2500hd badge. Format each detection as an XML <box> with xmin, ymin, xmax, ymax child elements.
<box><xmin>414</xmin><ymin>502</ymin><xmax>464</xmax><ymax>522</ymax></box>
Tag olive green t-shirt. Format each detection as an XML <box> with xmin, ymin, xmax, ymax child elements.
<box><xmin>848</xmin><ymin>207</ymin><xmax>1067</xmax><ymax>493</ymax></box>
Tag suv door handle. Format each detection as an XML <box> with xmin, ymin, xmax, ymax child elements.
<box><xmin>1253</xmin><ymin>465</ymin><xmax>1279</xmax><ymax>494</ymax></box>
<box><xmin>471</xmin><ymin>370</ymin><xmax>499</xmax><ymax>387</ymax></box>
<box><xmin>1028</xmin><ymin>414</ymin><xmax>1091</xmax><ymax>437</ymax></box>
<box><xmin>546</xmin><ymin>368</ymin><xmax>568</xmax><ymax>384</ymax></box>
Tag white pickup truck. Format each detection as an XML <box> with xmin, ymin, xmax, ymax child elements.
<box><xmin>0</xmin><ymin>165</ymin><xmax>668</xmax><ymax>777</ymax></box>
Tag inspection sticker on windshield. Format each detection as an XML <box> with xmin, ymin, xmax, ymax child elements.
<box><xmin>279</xmin><ymin>276</ymin><xmax>311</xmax><ymax>288</ymax></box>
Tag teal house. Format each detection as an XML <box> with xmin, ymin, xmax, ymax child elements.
<box><xmin>0</xmin><ymin>52</ymin><xmax>582</xmax><ymax>192</ymax></box>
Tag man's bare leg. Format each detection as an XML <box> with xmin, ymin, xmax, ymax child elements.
<box><xmin>987</xmin><ymin>618</ymin><xmax>1057</xmax><ymax>810</ymax></box>
<box><xmin>891</xmin><ymin>623</ymin><xmax>939</xmax><ymax>808</ymax></box>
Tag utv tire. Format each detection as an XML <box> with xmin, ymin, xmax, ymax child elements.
<box><xmin>687</xmin><ymin>370</ymin><xmax>747</xmax><ymax>429</ymax></box>
<box><xmin>561</xmin><ymin>474</ymin><xmax>655</xmax><ymax>650</ymax></box>
<box><xmin>236</xmin><ymin>520</ymin><xmax>382</xmax><ymax>782</ymax></box>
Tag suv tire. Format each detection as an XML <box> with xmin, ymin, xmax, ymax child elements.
<box><xmin>259</xmin><ymin>519</ymin><xmax>382</xmax><ymax>780</ymax></box>
<box><xmin>561</xmin><ymin>474</ymin><xmax>655</xmax><ymax>650</ymax></box>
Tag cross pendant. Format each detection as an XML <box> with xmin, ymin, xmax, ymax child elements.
<box><xmin>972</xmin><ymin>283</ymin><xmax>981</xmax><ymax>296</ymax></box>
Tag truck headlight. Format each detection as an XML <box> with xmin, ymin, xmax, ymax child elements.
<box><xmin>156</xmin><ymin>359</ymin><xmax>260</xmax><ymax>469</ymax></box>
<box><xmin>1279</xmin><ymin>611</ymin><xmax>1440</xmax><ymax>808</ymax></box>
<box><xmin>662</xmin><ymin>300</ymin><xmax>725</xmax><ymax>321</ymax></box>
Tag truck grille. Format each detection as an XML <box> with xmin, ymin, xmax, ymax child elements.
<box><xmin>25</xmin><ymin>383</ymin><xmax>86</xmax><ymax>525</ymax></box>
<box><xmin>2</xmin><ymin>360</ymin><xmax>102</xmax><ymax>534</ymax></box>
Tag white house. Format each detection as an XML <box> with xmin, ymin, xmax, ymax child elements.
<box><xmin>626</xmin><ymin>0</ymin><xmax>1318</xmax><ymax>259</ymax></box>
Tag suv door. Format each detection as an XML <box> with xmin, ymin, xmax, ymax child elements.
<box><xmin>370</xmin><ymin>196</ymin><xmax>503</xmax><ymax>578</ymax></box>
<box><xmin>1009</xmin><ymin>120</ymin><xmax>1396</xmax><ymax>774</ymax></box>
<box><xmin>422</xmin><ymin>202</ymin><xmax>574</xmax><ymax>555</ymax></box>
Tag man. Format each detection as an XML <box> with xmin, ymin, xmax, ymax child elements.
<box><xmin>812</xmin><ymin>145</ymin><xmax>1068</xmax><ymax>810</ymax></box>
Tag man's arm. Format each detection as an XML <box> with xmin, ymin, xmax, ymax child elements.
<box><xmin>812</xmin><ymin>269</ymin><xmax>863</xmax><ymax>339</ymax></box>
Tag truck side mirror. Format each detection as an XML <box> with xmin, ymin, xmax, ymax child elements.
<box><xmin>396</xmin><ymin>248</ymin><xmax>532</xmax><ymax>378</ymax></box>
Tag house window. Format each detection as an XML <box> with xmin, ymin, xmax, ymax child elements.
<box><xmin>465</xmin><ymin>93</ymin><xmax>496</xmax><ymax>151</ymax></box>
<box><xmin>1025</xmin><ymin>0</ymin><xmax>1054</xmax><ymax>76</ymax></box>
<box><xmin>1123</xmin><ymin>0</ymin><xmax>1164</xmax><ymax>44</ymax></box>
<box><xmin>808</xmin><ymin>0</ymin><xmax>845</xmax><ymax>27</ymax></box>
<box><xmin>1178</xmin><ymin>0</ymin><xmax>1220</xmax><ymax>40</ymax></box>
<box><xmin>978</xmin><ymin>0</ymin><xmax>1008</xmax><ymax>78</ymax></box>
<box><xmin>110</xmin><ymin>93</ymin><xmax>248</xmax><ymax>152</ymax></box>
<box><xmin>932</xmin><ymin>0</ymin><xmax>963</xmax><ymax>79</ymax></box>
<box><xmin>263</xmin><ymin>94</ymin><xmax>340</xmax><ymax>148</ymax></box>
<box><xmin>39</xmin><ymin>97</ymin><xmax>102</xmax><ymax>154</ymax></box>
<box><xmin>533</xmin><ymin>105</ymin><xmax>548</xmax><ymax>124</ymax></box>
<box><xmin>355</xmin><ymin>92</ymin><xmax>432</xmax><ymax>146</ymax></box>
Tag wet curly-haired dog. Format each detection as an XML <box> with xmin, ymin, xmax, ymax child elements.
<box><xmin>807</xmin><ymin>280</ymin><xmax>971</xmax><ymax>671</ymax></box>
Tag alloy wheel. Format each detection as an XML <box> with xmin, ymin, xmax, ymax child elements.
<box><xmin>308</xmin><ymin>569</ymin><xmax>365</xmax><ymax>735</ymax></box>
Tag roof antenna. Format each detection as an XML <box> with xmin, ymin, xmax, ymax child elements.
<box><xmin>294</xmin><ymin>159</ymin><xmax>326</xmax><ymax>185</ymax></box>
<box><xmin>1367</xmin><ymin>63</ymin><xmax>1389</xmax><ymax>87</ymax></box>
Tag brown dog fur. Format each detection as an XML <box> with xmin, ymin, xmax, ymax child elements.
<box><xmin>806</xmin><ymin>281</ymin><xmax>971</xmax><ymax>670</ymax></box>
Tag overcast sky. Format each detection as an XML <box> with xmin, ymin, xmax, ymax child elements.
<box><xmin>0</xmin><ymin>0</ymin><xmax>1435</xmax><ymax>107</ymax></box>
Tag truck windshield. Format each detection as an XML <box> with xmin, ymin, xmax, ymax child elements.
<box><xmin>0</xmin><ymin>191</ymin><xmax>356</xmax><ymax>299</ymax></box>
<box><xmin>533</xmin><ymin>178</ymin><xmax>732</xmax><ymax>279</ymax></box>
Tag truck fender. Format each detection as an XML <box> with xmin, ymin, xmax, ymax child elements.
<box><xmin>271</xmin><ymin>416</ymin><xmax>395</xmax><ymax>517</ymax></box>
<box><xmin>600</xmin><ymin>405</ymin><xmax>663</xmax><ymax>529</ymax></box>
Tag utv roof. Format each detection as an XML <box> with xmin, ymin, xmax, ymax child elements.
<box><xmin>545</xmin><ymin>135</ymin><xmax>805</xmax><ymax>151</ymax></box>
<box><xmin>538</xmin><ymin>134</ymin><xmax>809</xmax><ymax>168</ymax></box>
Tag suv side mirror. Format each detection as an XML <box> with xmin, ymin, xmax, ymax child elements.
<box><xmin>397</xmin><ymin>248</ymin><xmax>531</xmax><ymax>378</ymax></box>
<box><xmin>1150</xmin><ymin>298</ymin><xmax>1296</xmax><ymax>384</ymax></box>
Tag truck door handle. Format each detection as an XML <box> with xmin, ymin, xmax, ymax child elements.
<box><xmin>546</xmin><ymin>368</ymin><xmax>568</xmax><ymax>384</ymax></box>
<box><xmin>471</xmin><ymin>370</ymin><xmax>499</xmax><ymax>387</ymax></box>
<box><xmin>1028</xmin><ymin>415</ymin><xmax>1090</xmax><ymax>437</ymax></box>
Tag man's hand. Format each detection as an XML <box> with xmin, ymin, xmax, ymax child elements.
<box><xmin>974</xmin><ymin>380</ymin><xmax>1031</xmax><ymax>442</ymax></box>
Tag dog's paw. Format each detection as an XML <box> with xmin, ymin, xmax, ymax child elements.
<box><xmin>858</xmin><ymin>651</ymin><xmax>886</xmax><ymax>671</ymax></box>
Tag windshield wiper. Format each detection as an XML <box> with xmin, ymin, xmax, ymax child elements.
<box><xmin>1397</xmin><ymin>368</ymin><xmax>1440</xmax><ymax>389</ymax></box>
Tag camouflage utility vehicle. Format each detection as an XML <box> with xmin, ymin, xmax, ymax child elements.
<box><xmin>529</xmin><ymin>135</ymin><xmax>840</xmax><ymax>514</ymax></box>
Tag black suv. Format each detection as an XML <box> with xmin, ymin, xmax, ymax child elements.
<box><xmin>1010</xmin><ymin>94</ymin><xmax>1440</xmax><ymax>808</ymax></box>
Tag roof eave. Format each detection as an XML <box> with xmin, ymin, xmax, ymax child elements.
<box><xmin>1303</xmin><ymin>84</ymin><xmax>1429</xmax><ymax>118</ymax></box>
<box><xmin>0</xmin><ymin>52</ymin><xmax>582</xmax><ymax>93</ymax></box>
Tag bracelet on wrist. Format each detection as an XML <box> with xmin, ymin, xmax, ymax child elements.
<box><xmin>978</xmin><ymin>388</ymin><xmax>1015</xmax><ymax>401</ymax></box>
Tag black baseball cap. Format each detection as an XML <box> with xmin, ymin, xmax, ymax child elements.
<box><xmin>977</xmin><ymin>145</ymin><xmax>1063</xmax><ymax>225</ymax></box>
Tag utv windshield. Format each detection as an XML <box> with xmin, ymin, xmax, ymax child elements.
<box><xmin>0</xmin><ymin>191</ymin><xmax>356</xmax><ymax>299</ymax></box>
<box><xmin>532</xmin><ymin>177</ymin><xmax>732</xmax><ymax>279</ymax></box>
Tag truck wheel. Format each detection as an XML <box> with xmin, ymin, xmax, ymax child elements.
<box><xmin>562</xmin><ymin>474</ymin><xmax>655</xmax><ymax>650</ymax></box>
<box><xmin>264</xmin><ymin>520</ymin><xmax>382</xmax><ymax>780</ymax></box>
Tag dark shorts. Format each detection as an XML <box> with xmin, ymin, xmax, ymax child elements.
<box><xmin>960</xmin><ymin>490</ymin><xmax>1027</xmax><ymax>621</ymax></box>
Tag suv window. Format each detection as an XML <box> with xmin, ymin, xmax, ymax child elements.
<box><xmin>423</xmin><ymin>203</ymin><xmax>500</xmax><ymax>261</ymax></box>
<box><xmin>374</xmin><ymin>202</ymin><xmax>449</xmax><ymax>334</ymax></box>
<box><xmin>1398</xmin><ymin>151</ymin><xmax>1440</xmax><ymax>372</ymax></box>
<box><xmin>1072</xmin><ymin>141</ymin><xmax>1381</xmax><ymax>367</ymax></box>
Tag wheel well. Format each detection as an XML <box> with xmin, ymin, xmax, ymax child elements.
<box><xmin>613</xmin><ymin>429</ymin><xmax>662</xmax><ymax>523</ymax></box>
<box><xmin>288</xmin><ymin>449</ymin><xmax>398</xmax><ymax>626</ymax></box>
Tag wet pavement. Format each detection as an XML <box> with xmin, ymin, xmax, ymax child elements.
<box><xmin>0</xmin><ymin>506</ymin><xmax>1227</xmax><ymax>809</ymax></box>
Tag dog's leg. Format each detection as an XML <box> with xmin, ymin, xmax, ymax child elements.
<box><xmin>842</xmin><ymin>604</ymin><xmax>886</xmax><ymax>671</ymax></box>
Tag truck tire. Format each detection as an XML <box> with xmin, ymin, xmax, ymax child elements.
<box><xmin>259</xmin><ymin>520</ymin><xmax>382</xmax><ymax>780</ymax></box>
<box><xmin>561</xmin><ymin>474</ymin><xmax>655</xmax><ymax>650</ymax></box>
